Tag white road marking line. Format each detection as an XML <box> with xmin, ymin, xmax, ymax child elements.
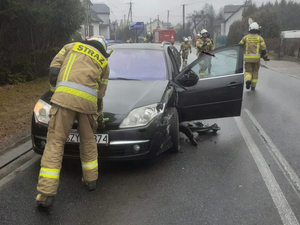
<box><xmin>235</xmin><ymin>117</ymin><xmax>299</xmax><ymax>225</ymax></box>
<box><xmin>244</xmin><ymin>109</ymin><xmax>300</xmax><ymax>198</ymax></box>
<box><xmin>0</xmin><ymin>155</ymin><xmax>40</xmax><ymax>189</ymax></box>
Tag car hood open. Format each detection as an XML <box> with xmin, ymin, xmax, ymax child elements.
<box><xmin>103</xmin><ymin>80</ymin><xmax>169</xmax><ymax>127</ymax></box>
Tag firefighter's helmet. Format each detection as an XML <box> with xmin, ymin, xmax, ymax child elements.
<box><xmin>87</xmin><ymin>36</ymin><xmax>107</xmax><ymax>50</ymax></box>
<box><xmin>200</xmin><ymin>29</ymin><xmax>208</xmax><ymax>35</ymax></box>
<box><xmin>249</xmin><ymin>22</ymin><xmax>259</xmax><ymax>32</ymax></box>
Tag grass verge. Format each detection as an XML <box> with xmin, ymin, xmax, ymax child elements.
<box><xmin>0</xmin><ymin>78</ymin><xmax>48</xmax><ymax>151</ymax></box>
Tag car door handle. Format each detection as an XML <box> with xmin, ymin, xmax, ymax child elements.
<box><xmin>227</xmin><ymin>82</ymin><xmax>241</xmax><ymax>88</ymax></box>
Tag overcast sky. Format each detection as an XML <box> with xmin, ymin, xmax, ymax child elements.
<box><xmin>92</xmin><ymin>0</ymin><xmax>300</xmax><ymax>25</ymax></box>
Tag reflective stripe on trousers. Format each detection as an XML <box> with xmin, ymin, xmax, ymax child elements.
<box><xmin>245</xmin><ymin>73</ymin><xmax>252</xmax><ymax>81</ymax></box>
<box><xmin>82</xmin><ymin>159</ymin><xmax>98</xmax><ymax>170</ymax></box>
<box><xmin>39</xmin><ymin>167</ymin><xmax>60</xmax><ymax>179</ymax></box>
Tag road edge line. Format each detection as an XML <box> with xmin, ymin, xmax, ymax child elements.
<box><xmin>244</xmin><ymin>109</ymin><xmax>300</xmax><ymax>198</ymax></box>
<box><xmin>234</xmin><ymin>117</ymin><xmax>299</xmax><ymax>225</ymax></box>
<box><xmin>0</xmin><ymin>155</ymin><xmax>40</xmax><ymax>189</ymax></box>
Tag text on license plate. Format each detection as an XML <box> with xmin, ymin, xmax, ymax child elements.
<box><xmin>67</xmin><ymin>133</ymin><xmax>109</xmax><ymax>144</ymax></box>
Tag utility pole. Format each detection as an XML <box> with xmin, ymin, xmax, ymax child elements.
<box><xmin>127</xmin><ymin>1</ymin><xmax>134</xmax><ymax>24</ymax></box>
<box><xmin>150</xmin><ymin>18</ymin><xmax>152</xmax><ymax>32</ymax></box>
<box><xmin>124</xmin><ymin>14</ymin><xmax>126</xmax><ymax>28</ymax></box>
<box><xmin>167</xmin><ymin>10</ymin><xmax>170</xmax><ymax>29</ymax></box>
<box><xmin>112</xmin><ymin>21</ymin><xmax>117</xmax><ymax>42</ymax></box>
<box><xmin>84</xmin><ymin>0</ymin><xmax>91</xmax><ymax>38</ymax></box>
<box><xmin>182</xmin><ymin>4</ymin><xmax>185</xmax><ymax>32</ymax></box>
<box><xmin>157</xmin><ymin>15</ymin><xmax>160</xmax><ymax>28</ymax></box>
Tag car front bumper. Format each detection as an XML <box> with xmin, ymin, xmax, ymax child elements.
<box><xmin>31</xmin><ymin>115</ymin><xmax>171</xmax><ymax>161</ymax></box>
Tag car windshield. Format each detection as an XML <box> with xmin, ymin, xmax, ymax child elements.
<box><xmin>108</xmin><ymin>49</ymin><xmax>167</xmax><ymax>80</ymax></box>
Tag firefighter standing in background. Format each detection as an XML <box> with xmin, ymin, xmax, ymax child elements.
<box><xmin>194</xmin><ymin>33</ymin><xmax>201</xmax><ymax>47</ymax></box>
<box><xmin>180</xmin><ymin>38</ymin><xmax>192</xmax><ymax>68</ymax></box>
<box><xmin>207</xmin><ymin>32</ymin><xmax>215</xmax><ymax>74</ymax></box>
<box><xmin>36</xmin><ymin>36</ymin><xmax>111</xmax><ymax>208</ymax></box>
<box><xmin>239</xmin><ymin>22</ymin><xmax>269</xmax><ymax>90</ymax></box>
<box><xmin>196</xmin><ymin>29</ymin><xmax>213</xmax><ymax>77</ymax></box>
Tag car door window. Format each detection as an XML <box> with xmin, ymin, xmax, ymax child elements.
<box><xmin>168</xmin><ymin>46</ymin><xmax>181</xmax><ymax>73</ymax></box>
<box><xmin>175</xmin><ymin>45</ymin><xmax>244</xmax><ymax>122</ymax></box>
<box><xmin>190</xmin><ymin>46</ymin><xmax>242</xmax><ymax>79</ymax></box>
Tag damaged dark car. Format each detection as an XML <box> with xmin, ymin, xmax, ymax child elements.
<box><xmin>32</xmin><ymin>43</ymin><xmax>244</xmax><ymax>161</ymax></box>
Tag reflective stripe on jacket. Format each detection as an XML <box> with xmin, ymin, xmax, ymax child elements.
<box><xmin>196</xmin><ymin>37</ymin><xmax>213</xmax><ymax>56</ymax></box>
<box><xmin>239</xmin><ymin>34</ymin><xmax>267</xmax><ymax>63</ymax></box>
<box><xmin>50</xmin><ymin>42</ymin><xmax>110</xmax><ymax>114</ymax></box>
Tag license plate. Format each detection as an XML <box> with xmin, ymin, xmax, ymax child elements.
<box><xmin>67</xmin><ymin>133</ymin><xmax>109</xmax><ymax>144</ymax></box>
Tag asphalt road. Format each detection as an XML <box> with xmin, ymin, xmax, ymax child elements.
<box><xmin>1</xmin><ymin>46</ymin><xmax>300</xmax><ymax>225</ymax></box>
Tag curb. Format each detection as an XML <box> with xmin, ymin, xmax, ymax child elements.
<box><xmin>0</xmin><ymin>136</ymin><xmax>33</xmax><ymax>169</ymax></box>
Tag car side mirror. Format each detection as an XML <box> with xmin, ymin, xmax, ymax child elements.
<box><xmin>181</xmin><ymin>70</ymin><xmax>199</xmax><ymax>87</ymax></box>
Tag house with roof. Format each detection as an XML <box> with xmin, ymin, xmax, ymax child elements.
<box><xmin>89</xmin><ymin>8</ymin><xmax>103</xmax><ymax>37</ymax></box>
<box><xmin>79</xmin><ymin>1</ymin><xmax>110</xmax><ymax>39</ymax></box>
<box><xmin>90</xmin><ymin>3</ymin><xmax>111</xmax><ymax>39</ymax></box>
<box><xmin>145</xmin><ymin>19</ymin><xmax>165</xmax><ymax>33</ymax></box>
<box><xmin>220</xmin><ymin>4</ymin><xmax>249</xmax><ymax>36</ymax></box>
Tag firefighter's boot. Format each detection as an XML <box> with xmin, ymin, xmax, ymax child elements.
<box><xmin>82</xmin><ymin>178</ymin><xmax>97</xmax><ymax>191</ymax></box>
<box><xmin>246</xmin><ymin>80</ymin><xmax>251</xmax><ymax>90</ymax></box>
<box><xmin>251</xmin><ymin>86</ymin><xmax>256</xmax><ymax>91</ymax></box>
<box><xmin>36</xmin><ymin>194</ymin><xmax>55</xmax><ymax>208</ymax></box>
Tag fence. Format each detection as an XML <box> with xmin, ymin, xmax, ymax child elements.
<box><xmin>265</xmin><ymin>38</ymin><xmax>300</xmax><ymax>59</ymax></box>
<box><xmin>215</xmin><ymin>36</ymin><xmax>227</xmax><ymax>48</ymax></box>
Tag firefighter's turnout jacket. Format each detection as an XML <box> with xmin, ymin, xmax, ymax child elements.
<box><xmin>239</xmin><ymin>34</ymin><xmax>267</xmax><ymax>62</ymax></box>
<box><xmin>180</xmin><ymin>43</ymin><xmax>192</xmax><ymax>55</ymax></box>
<box><xmin>49</xmin><ymin>41</ymin><xmax>110</xmax><ymax>114</ymax></box>
<box><xmin>196</xmin><ymin>37</ymin><xmax>214</xmax><ymax>57</ymax></box>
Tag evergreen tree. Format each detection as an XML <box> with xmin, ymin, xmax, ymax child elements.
<box><xmin>0</xmin><ymin>0</ymin><xmax>84</xmax><ymax>85</ymax></box>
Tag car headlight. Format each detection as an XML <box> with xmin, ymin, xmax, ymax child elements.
<box><xmin>33</xmin><ymin>99</ymin><xmax>51</xmax><ymax>124</ymax></box>
<box><xmin>119</xmin><ymin>103</ymin><xmax>165</xmax><ymax>128</ymax></box>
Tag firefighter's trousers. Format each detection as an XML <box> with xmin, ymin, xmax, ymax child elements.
<box><xmin>37</xmin><ymin>104</ymin><xmax>98</xmax><ymax>196</ymax></box>
<box><xmin>182</xmin><ymin>52</ymin><xmax>188</xmax><ymax>62</ymax></box>
<box><xmin>245</xmin><ymin>62</ymin><xmax>260</xmax><ymax>88</ymax></box>
<box><xmin>199</xmin><ymin>57</ymin><xmax>210</xmax><ymax>78</ymax></box>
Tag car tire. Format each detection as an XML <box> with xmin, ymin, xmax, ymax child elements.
<box><xmin>169</xmin><ymin>107</ymin><xmax>180</xmax><ymax>153</ymax></box>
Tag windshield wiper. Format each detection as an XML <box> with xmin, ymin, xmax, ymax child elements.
<box><xmin>109</xmin><ymin>77</ymin><xmax>141</xmax><ymax>81</ymax></box>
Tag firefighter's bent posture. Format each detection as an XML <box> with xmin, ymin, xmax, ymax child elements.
<box><xmin>36</xmin><ymin>37</ymin><xmax>110</xmax><ymax>208</ymax></box>
<box><xmin>239</xmin><ymin>22</ymin><xmax>269</xmax><ymax>90</ymax></box>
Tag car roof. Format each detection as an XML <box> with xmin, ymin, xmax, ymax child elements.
<box><xmin>108</xmin><ymin>43</ymin><xmax>168</xmax><ymax>51</ymax></box>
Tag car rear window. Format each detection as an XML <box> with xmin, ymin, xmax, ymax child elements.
<box><xmin>107</xmin><ymin>49</ymin><xmax>167</xmax><ymax>80</ymax></box>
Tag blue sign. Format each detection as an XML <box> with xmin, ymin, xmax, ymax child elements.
<box><xmin>129</xmin><ymin>22</ymin><xmax>144</xmax><ymax>31</ymax></box>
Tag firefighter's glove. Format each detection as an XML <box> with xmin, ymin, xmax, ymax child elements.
<box><xmin>97</xmin><ymin>111</ymin><xmax>109</xmax><ymax>129</ymax></box>
<box><xmin>202</xmin><ymin>42</ymin><xmax>207</xmax><ymax>48</ymax></box>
